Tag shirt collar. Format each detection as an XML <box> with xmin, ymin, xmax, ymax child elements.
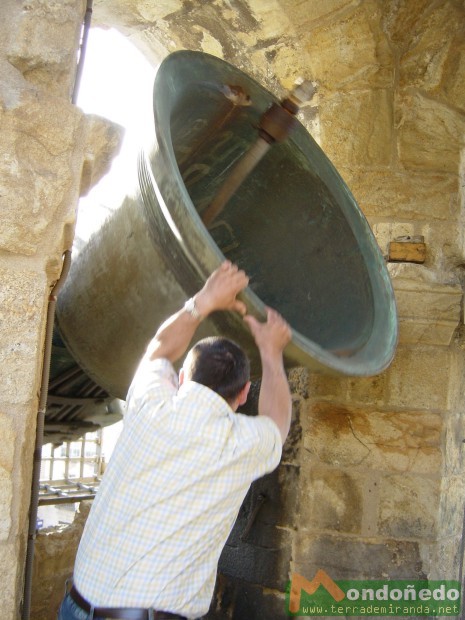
<box><xmin>178</xmin><ymin>380</ymin><xmax>234</xmax><ymax>417</ymax></box>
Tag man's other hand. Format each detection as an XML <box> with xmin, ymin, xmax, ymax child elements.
<box><xmin>195</xmin><ymin>261</ymin><xmax>249</xmax><ymax>317</ymax></box>
<box><xmin>243</xmin><ymin>308</ymin><xmax>292</xmax><ymax>358</ymax></box>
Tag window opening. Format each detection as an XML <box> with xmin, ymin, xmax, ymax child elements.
<box><xmin>37</xmin><ymin>422</ymin><xmax>122</xmax><ymax>528</ymax></box>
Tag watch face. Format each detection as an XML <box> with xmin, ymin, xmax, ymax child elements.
<box><xmin>185</xmin><ymin>298</ymin><xmax>200</xmax><ymax>319</ymax></box>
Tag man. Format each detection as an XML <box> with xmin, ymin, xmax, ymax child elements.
<box><xmin>59</xmin><ymin>260</ymin><xmax>292</xmax><ymax>620</ymax></box>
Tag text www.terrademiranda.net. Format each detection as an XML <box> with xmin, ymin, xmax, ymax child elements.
<box><xmin>301</xmin><ymin>603</ymin><xmax>461</xmax><ymax>616</ymax></box>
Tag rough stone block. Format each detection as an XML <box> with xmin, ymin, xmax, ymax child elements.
<box><xmin>0</xmin><ymin>414</ymin><xmax>16</xmax><ymax>541</ymax></box>
<box><xmin>299</xmin><ymin>466</ymin><xmax>364</xmax><ymax>534</ymax></box>
<box><xmin>303</xmin><ymin>403</ymin><xmax>442</xmax><ymax>474</ymax></box>
<box><xmin>443</xmin><ymin>413</ymin><xmax>465</xmax><ymax>476</ymax></box>
<box><xmin>437</xmin><ymin>475</ymin><xmax>465</xmax><ymax>539</ymax></box>
<box><xmin>266</xmin><ymin>43</ymin><xmax>311</xmax><ymax>93</ymax></box>
<box><xmin>346</xmin><ymin>373</ymin><xmax>388</xmax><ymax>407</ymax></box>
<box><xmin>396</xmin><ymin>92</ymin><xmax>465</xmax><ymax>173</ymax></box>
<box><xmin>377</xmin><ymin>474</ymin><xmax>440</xmax><ymax>539</ymax></box>
<box><xmin>0</xmin><ymin>542</ymin><xmax>20</xmax><ymax>619</ymax></box>
<box><xmin>228</xmin><ymin>463</ymin><xmax>300</xmax><ymax>537</ymax></box>
<box><xmin>282</xmin><ymin>401</ymin><xmax>302</xmax><ymax>464</ymax></box>
<box><xmin>247</xmin><ymin>0</ymin><xmax>292</xmax><ymax>41</ymax></box>
<box><xmin>219</xmin><ymin>527</ymin><xmax>293</xmax><ymax>590</ymax></box>
<box><xmin>131</xmin><ymin>0</ymin><xmax>183</xmax><ymax>22</ymax></box>
<box><xmin>391</xmin><ymin>276</ymin><xmax>462</xmax><ymax>346</ymax></box>
<box><xmin>219</xmin><ymin>463</ymin><xmax>297</xmax><ymax>591</ymax></box>
<box><xmin>79</xmin><ymin>114</ymin><xmax>125</xmax><ymax>197</ymax></box>
<box><xmin>387</xmin><ymin>346</ymin><xmax>451</xmax><ymax>410</ymax></box>
<box><xmin>281</xmin><ymin>0</ymin><xmax>361</xmax><ymax>29</ymax></box>
<box><xmin>7</xmin><ymin>0</ymin><xmax>85</xmax><ymax>97</ymax></box>
<box><xmin>319</xmin><ymin>89</ymin><xmax>392</xmax><ymax>167</ymax></box>
<box><xmin>446</xmin><ymin>342</ymin><xmax>465</xmax><ymax>411</ymax></box>
<box><xmin>399</xmin><ymin>2</ymin><xmax>463</xmax><ymax>92</ymax></box>
<box><xmin>198</xmin><ymin>30</ymin><xmax>224</xmax><ymax>58</ymax></box>
<box><xmin>0</xmin><ymin>98</ymin><xmax>84</xmax><ymax>256</ymax></box>
<box><xmin>307</xmin><ymin>373</ymin><xmax>349</xmax><ymax>402</ymax></box>
<box><xmin>340</xmin><ymin>169</ymin><xmax>459</xmax><ymax>221</ymax></box>
<box><xmin>0</xmin><ymin>470</ymin><xmax>13</xmax><ymax>542</ymax></box>
<box><xmin>0</xmin><ymin>413</ymin><xmax>16</xmax><ymax>475</ymax></box>
<box><xmin>288</xmin><ymin>367</ymin><xmax>310</xmax><ymax>400</ymax></box>
<box><xmin>300</xmin><ymin>1</ymin><xmax>393</xmax><ymax>90</ymax></box>
<box><xmin>381</xmin><ymin>0</ymin><xmax>432</xmax><ymax>48</ymax></box>
<box><xmin>441</xmin><ymin>43</ymin><xmax>465</xmax><ymax>113</ymax></box>
<box><xmin>0</xmin><ymin>267</ymin><xmax>47</xmax><ymax>405</ymax></box>
<box><xmin>293</xmin><ymin>533</ymin><xmax>427</xmax><ymax>580</ymax></box>
<box><xmin>428</xmin><ymin>220</ymin><xmax>465</xmax><ymax>268</ymax></box>
<box><xmin>396</xmin><ymin>319</ymin><xmax>461</xmax><ymax>348</ymax></box>
<box><xmin>429</xmin><ymin>534</ymin><xmax>463</xmax><ymax>581</ymax></box>
<box><xmin>390</xmin><ymin>265</ymin><xmax>463</xmax><ymax>326</ymax></box>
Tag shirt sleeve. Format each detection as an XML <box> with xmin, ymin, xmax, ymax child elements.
<box><xmin>125</xmin><ymin>357</ymin><xmax>178</xmax><ymax>421</ymax></box>
<box><xmin>233</xmin><ymin>413</ymin><xmax>283</xmax><ymax>479</ymax></box>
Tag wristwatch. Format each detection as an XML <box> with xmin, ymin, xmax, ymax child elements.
<box><xmin>184</xmin><ymin>297</ymin><xmax>204</xmax><ymax>321</ymax></box>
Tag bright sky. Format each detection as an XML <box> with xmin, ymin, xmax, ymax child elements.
<box><xmin>75</xmin><ymin>27</ymin><xmax>157</xmax><ymax>245</ymax></box>
<box><xmin>77</xmin><ymin>27</ymin><xmax>155</xmax><ymax>129</ymax></box>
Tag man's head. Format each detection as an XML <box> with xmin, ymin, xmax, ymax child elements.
<box><xmin>180</xmin><ymin>337</ymin><xmax>251</xmax><ymax>410</ymax></box>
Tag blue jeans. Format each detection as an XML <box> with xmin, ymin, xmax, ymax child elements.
<box><xmin>58</xmin><ymin>592</ymin><xmax>95</xmax><ymax>620</ymax></box>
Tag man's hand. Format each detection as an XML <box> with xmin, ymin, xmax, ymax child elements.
<box><xmin>195</xmin><ymin>261</ymin><xmax>249</xmax><ymax>317</ymax></box>
<box><xmin>243</xmin><ymin>308</ymin><xmax>291</xmax><ymax>359</ymax></box>
<box><xmin>147</xmin><ymin>261</ymin><xmax>248</xmax><ymax>363</ymax></box>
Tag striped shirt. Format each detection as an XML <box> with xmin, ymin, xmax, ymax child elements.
<box><xmin>74</xmin><ymin>357</ymin><xmax>282</xmax><ymax>618</ymax></box>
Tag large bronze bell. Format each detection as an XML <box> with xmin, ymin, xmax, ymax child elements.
<box><xmin>48</xmin><ymin>51</ymin><xmax>397</xmax><ymax>440</ymax></box>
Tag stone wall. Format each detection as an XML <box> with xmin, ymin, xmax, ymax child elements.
<box><xmin>0</xmin><ymin>2</ymin><xmax>122</xmax><ymax>617</ymax></box>
<box><xmin>1</xmin><ymin>2</ymin><xmax>85</xmax><ymax>617</ymax></box>
<box><xmin>293</xmin><ymin>0</ymin><xmax>465</xmax><ymax>589</ymax></box>
<box><xmin>1</xmin><ymin>1</ymin><xmax>465</xmax><ymax>619</ymax></box>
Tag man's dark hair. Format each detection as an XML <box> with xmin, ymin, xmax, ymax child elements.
<box><xmin>184</xmin><ymin>337</ymin><xmax>250</xmax><ymax>404</ymax></box>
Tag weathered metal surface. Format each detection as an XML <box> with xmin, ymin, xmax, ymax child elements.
<box><xmin>53</xmin><ymin>51</ymin><xmax>397</xmax><ymax>417</ymax></box>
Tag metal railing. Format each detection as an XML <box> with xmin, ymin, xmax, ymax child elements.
<box><xmin>39</xmin><ymin>430</ymin><xmax>104</xmax><ymax>505</ymax></box>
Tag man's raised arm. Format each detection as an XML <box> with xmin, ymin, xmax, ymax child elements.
<box><xmin>146</xmin><ymin>261</ymin><xmax>249</xmax><ymax>364</ymax></box>
<box><xmin>243</xmin><ymin>308</ymin><xmax>292</xmax><ymax>444</ymax></box>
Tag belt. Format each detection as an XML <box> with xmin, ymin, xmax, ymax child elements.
<box><xmin>69</xmin><ymin>586</ymin><xmax>186</xmax><ymax>620</ymax></box>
